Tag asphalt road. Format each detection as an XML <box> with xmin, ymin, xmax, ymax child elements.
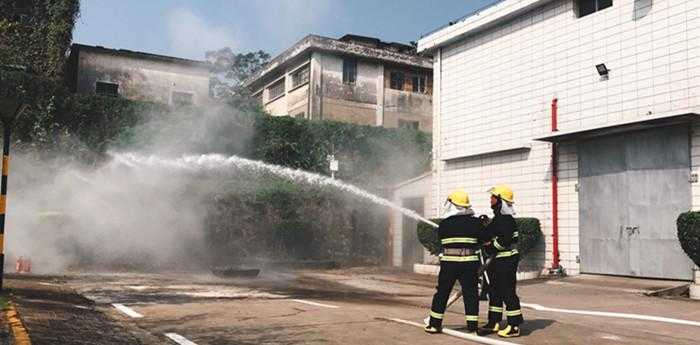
<box><xmin>7</xmin><ymin>268</ymin><xmax>700</xmax><ymax>345</ymax></box>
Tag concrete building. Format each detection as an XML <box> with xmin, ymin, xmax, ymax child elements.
<box><xmin>418</xmin><ymin>0</ymin><xmax>700</xmax><ymax>279</ymax></box>
<box><xmin>66</xmin><ymin>44</ymin><xmax>210</xmax><ymax>105</ymax></box>
<box><xmin>245</xmin><ymin>35</ymin><xmax>433</xmax><ymax>131</ymax></box>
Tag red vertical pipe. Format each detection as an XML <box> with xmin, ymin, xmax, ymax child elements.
<box><xmin>551</xmin><ymin>98</ymin><xmax>560</xmax><ymax>270</ymax></box>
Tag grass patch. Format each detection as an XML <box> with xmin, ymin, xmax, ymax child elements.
<box><xmin>0</xmin><ymin>294</ymin><xmax>8</xmax><ymax>310</ymax></box>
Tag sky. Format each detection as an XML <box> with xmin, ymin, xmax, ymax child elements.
<box><xmin>73</xmin><ymin>0</ymin><xmax>499</xmax><ymax>60</ymax></box>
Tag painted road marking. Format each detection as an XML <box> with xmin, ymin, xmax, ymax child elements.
<box><xmin>291</xmin><ymin>299</ymin><xmax>340</xmax><ymax>309</ymax></box>
<box><xmin>112</xmin><ymin>303</ymin><xmax>144</xmax><ymax>318</ymax></box>
<box><xmin>380</xmin><ymin>318</ymin><xmax>518</xmax><ymax>345</ymax></box>
<box><xmin>6</xmin><ymin>304</ymin><xmax>31</xmax><ymax>345</ymax></box>
<box><xmin>522</xmin><ymin>303</ymin><xmax>700</xmax><ymax>327</ymax></box>
<box><xmin>165</xmin><ymin>333</ymin><xmax>198</xmax><ymax>345</ymax></box>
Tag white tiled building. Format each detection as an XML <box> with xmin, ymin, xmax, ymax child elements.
<box><xmin>418</xmin><ymin>0</ymin><xmax>699</xmax><ymax>279</ymax></box>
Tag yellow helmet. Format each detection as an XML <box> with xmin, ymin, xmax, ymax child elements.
<box><xmin>488</xmin><ymin>185</ymin><xmax>514</xmax><ymax>203</ymax></box>
<box><xmin>447</xmin><ymin>190</ymin><xmax>471</xmax><ymax>208</ymax></box>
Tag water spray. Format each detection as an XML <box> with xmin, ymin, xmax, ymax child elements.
<box><xmin>112</xmin><ymin>152</ymin><xmax>440</xmax><ymax>228</ymax></box>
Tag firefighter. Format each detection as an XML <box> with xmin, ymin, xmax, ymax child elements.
<box><xmin>425</xmin><ymin>190</ymin><xmax>489</xmax><ymax>334</ymax></box>
<box><xmin>479</xmin><ymin>185</ymin><xmax>523</xmax><ymax>338</ymax></box>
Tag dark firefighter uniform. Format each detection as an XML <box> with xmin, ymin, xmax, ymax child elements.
<box><xmin>481</xmin><ymin>185</ymin><xmax>523</xmax><ymax>338</ymax></box>
<box><xmin>426</xmin><ymin>190</ymin><xmax>489</xmax><ymax>333</ymax></box>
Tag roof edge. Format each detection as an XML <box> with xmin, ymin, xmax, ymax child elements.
<box><xmin>245</xmin><ymin>34</ymin><xmax>432</xmax><ymax>89</ymax></box>
<box><xmin>417</xmin><ymin>0</ymin><xmax>554</xmax><ymax>53</ymax></box>
<box><xmin>72</xmin><ymin>43</ymin><xmax>211</xmax><ymax>69</ymax></box>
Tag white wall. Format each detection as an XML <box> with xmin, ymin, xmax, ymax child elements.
<box><xmin>391</xmin><ymin>175</ymin><xmax>431</xmax><ymax>267</ymax></box>
<box><xmin>431</xmin><ymin>0</ymin><xmax>700</xmax><ymax>275</ymax></box>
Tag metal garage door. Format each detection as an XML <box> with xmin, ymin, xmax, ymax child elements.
<box><xmin>578</xmin><ymin>126</ymin><xmax>694</xmax><ymax>280</ymax></box>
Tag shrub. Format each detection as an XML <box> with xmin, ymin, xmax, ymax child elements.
<box><xmin>417</xmin><ymin>219</ymin><xmax>442</xmax><ymax>256</ymax></box>
<box><xmin>417</xmin><ymin>217</ymin><xmax>542</xmax><ymax>257</ymax></box>
<box><xmin>677</xmin><ymin>211</ymin><xmax>700</xmax><ymax>267</ymax></box>
<box><xmin>203</xmin><ymin>177</ymin><xmax>388</xmax><ymax>265</ymax></box>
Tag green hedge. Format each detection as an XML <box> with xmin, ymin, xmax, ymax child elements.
<box><xmin>417</xmin><ymin>217</ymin><xmax>542</xmax><ymax>257</ymax></box>
<box><xmin>677</xmin><ymin>211</ymin><xmax>700</xmax><ymax>267</ymax></box>
<box><xmin>203</xmin><ymin>177</ymin><xmax>389</xmax><ymax>265</ymax></box>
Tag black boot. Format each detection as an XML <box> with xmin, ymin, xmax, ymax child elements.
<box><xmin>478</xmin><ymin>322</ymin><xmax>500</xmax><ymax>336</ymax></box>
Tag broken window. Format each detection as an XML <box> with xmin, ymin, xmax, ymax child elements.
<box><xmin>390</xmin><ymin>71</ymin><xmax>405</xmax><ymax>90</ymax></box>
<box><xmin>412</xmin><ymin>75</ymin><xmax>427</xmax><ymax>93</ymax></box>
<box><xmin>398</xmin><ymin>119</ymin><xmax>419</xmax><ymax>130</ymax></box>
<box><xmin>575</xmin><ymin>0</ymin><xmax>612</xmax><ymax>17</ymax></box>
<box><xmin>343</xmin><ymin>58</ymin><xmax>357</xmax><ymax>84</ymax></box>
<box><xmin>95</xmin><ymin>81</ymin><xmax>119</xmax><ymax>97</ymax></box>
<box><xmin>172</xmin><ymin>91</ymin><xmax>194</xmax><ymax>106</ymax></box>
<box><xmin>267</xmin><ymin>79</ymin><xmax>285</xmax><ymax>101</ymax></box>
<box><xmin>291</xmin><ymin>65</ymin><xmax>310</xmax><ymax>89</ymax></box>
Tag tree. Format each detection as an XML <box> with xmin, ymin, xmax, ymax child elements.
<box><xmin>206</xmin><ymin>47</ymin><xmax>270</xmax><ymax>104</ymax></box>
<box><xmin>0</xmin><ymin>0</ymin><xmax>81</xmax><ymax>79</ymax></box>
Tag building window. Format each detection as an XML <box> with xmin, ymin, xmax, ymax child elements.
<box><xmin>390</xmin><ymin>72</ymin><xmax>405</xmax><ymax>90</ymax></box>
<box><xmin>343</xmin><ymin>58</ymin><xmax>357</xmax><ymax>84</ymax></box>
<box><xmin>172</xmin><ymin>91</ymin><xmax>194</xmax><ymax>106</ymax></box>
<box><xmin>267</xmin><ymin>79</ymin><xmax>285</xmax><ymax>101</ymax></box>
<box><xmin>412</xmin><ymin>75</ymin><xmax>427</xmax><ymax>93</ymax></box>
<box><xmin>95</xmin><ymin>81</ymin><xmax>119</xmax><ymax>97</ymax></box>
<box><xmin>291</xmin><ymin>65</ymin><xmax>310</xmax><ymax>89</ymax></box>
<box><xmin>398</xmin><ymin>119</ymin><xmax>419</xmax><ymax>130</ymax></box>
<box><xmin>576</xmin><ymin>0</ymin><xmax>612</xmax><ymax>18</ymax></box>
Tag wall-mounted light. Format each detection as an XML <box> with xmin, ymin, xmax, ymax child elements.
<box><xmin>596</xmin><ymin>63</ymin><xmax>610</xmax><ymax>80</ymax></box>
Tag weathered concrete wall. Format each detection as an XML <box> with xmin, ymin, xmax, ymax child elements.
<box><xmin>258</xmin><ymin>58</ymin><xmax>311</xmax><ymax>117</ymax></box>
<box><xmin>287</xmin><ymin>83</ymin><xmax>309</xmax><ymax>118</ymax></box>
<box><xmin>384</xmin><ymin>89</ymin><xmax>433</xmax><ymax>131</ymax></box>
<box><xmin>320</xmin><ymin>54</ymin><xmax>381</xmax><ymax>125</ymax></box>
<box><xmin>265</xmin><ymin>89</ymin><xmax>288</xmax><ymax>116</ymax></box>
<box><xmin>253</xmin><ymin>49</ymin><xmax>433</xmax><ymax>130</ymax></box>
<box><xmin>322</xmin><ymin>55</ymin><xmax>379</xmax><ymax>104</ymax></box>
<box><xmin>382</xmin><ymin>66</ymin><xmax>433</xmax><ymax>131</ymax></box>
<box><xmin>76</xmin><ymin>50</ymin><xmax>209</xmax><ymax>105</ymax></box>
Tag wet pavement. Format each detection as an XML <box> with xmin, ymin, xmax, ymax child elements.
<box><xmin>4</xmin><ymin>268</ymin><xmax>700</xmax><ymax>344</ymax></box>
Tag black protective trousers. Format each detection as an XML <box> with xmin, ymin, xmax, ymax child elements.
<box><xmin>428</xmin><ymin>260</ymin><xmax>480</xmax><ymax>330</ymax></box>
<box><xmin>487</xmin><ymin>255</ymin><xmax>523</xmax><ymax>326</ymax></box>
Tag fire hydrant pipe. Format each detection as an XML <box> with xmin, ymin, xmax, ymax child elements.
<box><xmin>551</xmin><ymin>98</ymin><xmax>560</xmax><ymax>270</ymax></box>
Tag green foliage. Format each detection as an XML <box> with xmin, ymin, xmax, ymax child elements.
<box><xmin>417</xmin><ymin>217</ymin><xmax>543</xmax><ymax>257</ymax></box>
<box><xmin>251</xmin><ymin>115</ymin><xmax>431</xmax><ymax>187</ymax></box>
<box><xmin>676</xmin><ymin>211</ymin><xmax>700</xmax><ymax>267</ymax></box>
<box><xmin>0</xmin><ymin>0</ymin><xmax>81</xmax><ymax>78</ymax></box>
<box><xmin>203</xmin><ymin>177</ymin><xmax>387</xmax><ymax>265</ymax></box>
<box><xmin>0</xmin><ymin>69</ymin><xmax>165</xmax><ymax>162</ymax></box>
<box><xmin>417</xmin><ymin>218</ymin><xmax>442</xmax><ymax>255</ymax></box>
<box><xmin>516</xmin><ymin>218</ymin><xmax>542</xmax><ymax>257</ymax></box>
<box><xmin>206</xmin><ymin>47</ymin><xmax>271</xmax><ymax>101</ymax></box>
